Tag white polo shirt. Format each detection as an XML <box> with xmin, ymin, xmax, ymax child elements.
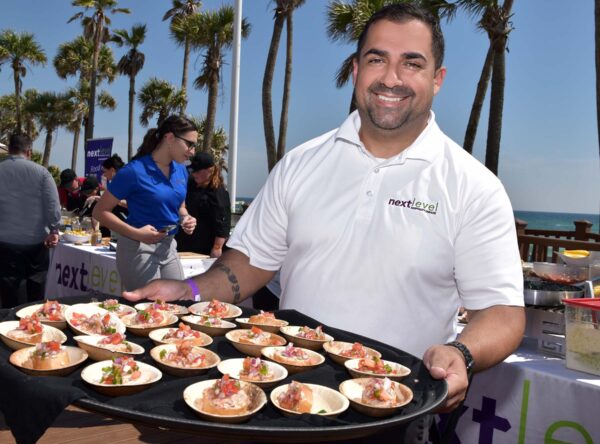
<box><xmin>228</xmin><ymin>111</ymin><xmax>524</xmax><ymax>357</ymax></box>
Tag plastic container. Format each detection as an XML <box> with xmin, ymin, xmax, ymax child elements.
<box><xmin>563</xmin><ymin>298</ymin><xmax>600</xmax><ymax>376</ymax></box>
<box><xmin>532</xmin><ymin>262</ymin><xmax>589</xmax><ymax>285</ymax></box>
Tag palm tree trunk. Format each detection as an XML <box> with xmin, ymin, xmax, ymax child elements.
<box><xmin>596</xmin><ymin>0</ymin><xmax>600</xmax><ymax>232</ymax></box>
<box><xmin>85</xmin><ymin>19</ymin><xmax>103</xmax><ymax>142</ymax></box>
<box><xmin>71</xmin><ymin>123</ymin><xmax>81</xmax><ymax>170</ymax></box>
<box><xmin>277</xmin><ymin>10</ymin><xmax>294</xmax><ymax>163</ymax></box>
<box><xmin>42</xmin><ymin>130</ymin><xmax>53</xmax><ymax>167</ymax></box>
<box><xmin>128</xmin><ymin>75</ymin><xmax>135</xmax><ymax>160</ymax></box>
<box><xmin>463</xmin><ymin>46</ymin><xmax>494</xmax><ymax>154</ymax></box>
<box><xmin>181</xmin><ymin>37</ymin><xmax>190</xmax><ymax>113</ymax></box>
<box><xmin>13</xmin><ymin>68</ymin><xmax>22</xmax><ymax>134</ymax></box>
<box><xmin>263</xmin><ymin>10</ymin><xmax>285</xmax><ymax>171</ymax></box>
<box><xmin>203</xmin><ymin>52</ymin><xmax>219</xmax><ymax>152</ymax></box>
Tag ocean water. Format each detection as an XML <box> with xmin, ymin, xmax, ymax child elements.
<box><xmin>514</xmin><ymin>210</ymin><xmax>599</xmax><ymax>231</ymax></box>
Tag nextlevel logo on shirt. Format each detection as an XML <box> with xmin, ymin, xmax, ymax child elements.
<box><xmin>388</xmin><ymin>197</ymin><xmax>439</xmax><ymax>214</ymax></box>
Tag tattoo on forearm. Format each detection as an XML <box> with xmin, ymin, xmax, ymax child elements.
<box><xmin>214</xmin><ymin>263</ymin><xmax>241</xmax><ymax>303</ymax></box>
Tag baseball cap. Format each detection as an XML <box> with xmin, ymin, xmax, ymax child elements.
<box><xmin>81</xmin><ymin>174</ymin><xmax>99</xmax><ymax>194</ymax></box>
<box><xmin>187</xmin><ymin>151</ymin><xmax>215</xmax><ymax>173</ymax></box>
<box><xmin>59</xmin><ymin>169</ymin><xmax>77</xmax><ymax>187</ymax></box>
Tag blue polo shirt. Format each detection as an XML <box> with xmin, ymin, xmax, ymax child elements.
<box><xmin>108</xmin><ymin>154</ymin><xmax>188</xmax><ymax>233</ymax></box>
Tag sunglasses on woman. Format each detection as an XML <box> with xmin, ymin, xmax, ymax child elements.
<box><xmin>174</xmin><ymin>134</ymin><xmax>197</xmax><ymax>150</ymax></box>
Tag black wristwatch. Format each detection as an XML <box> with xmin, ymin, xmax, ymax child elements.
<box><xmin>445</xmin><ymin>340</ymin><xmax>475</xmax><ymax>375</ymax></box>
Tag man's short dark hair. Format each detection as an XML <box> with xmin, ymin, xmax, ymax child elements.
<box><xmin>355</xmin><ymin>3</ymin><xmax>445</xmax><ymax>70</ymax></box>
<box><xmin>8</xmin><ymin>133</ymin><xmax>32</xmax><ymax>154</ymax></box>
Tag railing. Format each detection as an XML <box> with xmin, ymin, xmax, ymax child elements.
<box><xmin>515</xmin><ymin>219</ymin><xmax>600</xmax><ymax>262</ymax></box>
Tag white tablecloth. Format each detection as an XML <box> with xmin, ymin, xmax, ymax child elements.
<box><xmin>453</xmin><ymin>337</ymin><xmax>598</xmax><ymax>443</ymax></box>
<box><xmin>45</xmin><ymin>242</ymin><xmax>216</xmax><ymax>298</ymax></box>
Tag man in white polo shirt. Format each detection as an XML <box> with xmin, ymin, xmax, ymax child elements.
<box><xmin>124</xmin><ymin>3</ymin><xmax>525</xmax><ymax>419</ymax></box>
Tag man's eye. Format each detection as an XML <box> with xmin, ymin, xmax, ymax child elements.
<box><xmin>405</xmin><ymin>61</ymin><xmax>422</xmax><ymax>69</ymax></box>
<box><xmin>367</xmin><ymin>57</ymin><xmax>384</xmax><ymax>64</ymax></box>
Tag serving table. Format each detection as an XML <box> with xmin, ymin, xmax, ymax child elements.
<box><xmin>45</xmin><ymin>242</ymin><xmax>216</xmax><ymax>298</ymax></box>
<box><xmin>0</xmin><ymin>296</ymin><xmax>446</xmax><ymax>444</ymax></box>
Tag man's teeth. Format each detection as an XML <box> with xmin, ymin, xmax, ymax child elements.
<box><xmin>377</xmin><ymin>95</ymin><xmax>404</xmax><ymax>102</ymax></box>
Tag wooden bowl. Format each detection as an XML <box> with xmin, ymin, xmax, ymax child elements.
<box><xmin>235</xmin><ymin>316</ymin><xmax>289</xmax><ymax>334</ymax></box>
<box><xmin>16</xmin><ymin>302</ymin><xmax>69</xmax><ymax>330</ymax></box>
<box><xmin>322</xmin><ymin>341</ymin><xmax>382</xmax><ymax>366</ymax></box>
<box><xmin>270</xmin><ymin>382</ymin><xmax>349</xmax><ymax>417</ymax></box>
<box><xmin>344</xmin><ymin>358</ymin><xmax>410</xmax><ymax>381</ymax></box>
<box><xmin>148</xmin><ymin>326</ymin><xmax>213</xmax><ymax>347</ymax></box>
<box><xmin>279</xmin><ymin>326</ymin><xmax>334</xmax><ymax>351</ymax></box>
<box><xmin>149</xmin><ymin>343</ymin><xmax>220</xmax><ymax>377</ymax></box>
<box><xmin>188</xmin><ymin>301</ymin><xmax>242</xmax><ymax>320</ymax></box>
<box><xmin>134</xmin><ymin>301</ymin><xmax>189</xmax><ymax>318</ymax></box>
<box><xmin>339</xmin><ymin>378</ymin><xmax>413</xmax><ymax>417</ymax></box>
<box><xmin>261</xmin><ymin>346</ymin><xmax>325</xmax><ymax>375</ymax></box>
<box><xmin>183</xmin><ymin>379</ymin><xmax>267</xmax><ymax>423</ymax></box>
<box><xmin>73</xmin><ymin>334</ymin><xmax>144</xmax><ymax>361</ymax></box>
<box><xmin>64</xmin><ymin>304</ymin><xmax>126</xmax><ymax>336</ymax></box>
<box><xmin>181</xmin><ymin>315</ymin><xmax>236</xmax><ymax>337</ymax></box>
<box><xmin>9</xmin><ymin>345</ymin><xmax>88</xmax><ymax>376</ymax></box>
<box><xmin>81</xmin><ymin>360</ymin><xmax>162</xmax><ymax>396</ymax></box>
<box><xmin>121</xmin><ymin>312</ymin><xmax>179</xmax><ymax>336</ymax></box>
<box><xmin>217</xmin><ymin>358</ymin><xmax>288</xmax><ymax>389</ymax></box>
<box><xmin>225</xmin><ymin>329</ymin><xmax>287</xmax><ymax>357</ymax></box>
<box><xmin>0</xmin><ymin>321</ymin><xmax>67</xmax><ymax>351</ymax></box>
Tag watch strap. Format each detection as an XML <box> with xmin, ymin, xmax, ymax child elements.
<box><xmin>445</xmin><ymin>340</ymin><xmax>474</xmax><ymax>372</ymax></box>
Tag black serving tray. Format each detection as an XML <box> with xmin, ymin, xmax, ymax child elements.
<box><xmin>0</xmin><ymin>295</ymin><xmax>447</xmax><ymax>443</ymax></box>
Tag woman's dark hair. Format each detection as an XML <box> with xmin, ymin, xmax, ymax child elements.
<box><xmin>132</xmin><ymin>115</ymin><xmax>197</xmax><ymax>160</ymax></box>
<box><xmin>355</xmin><ymin>3</ymin><xmax>445</xmax><ymax>70</ymax></box>
<box><xmin>102</xmin><ymin>153</ymin><xmax>125</xmax><ymax>170</ymax></box>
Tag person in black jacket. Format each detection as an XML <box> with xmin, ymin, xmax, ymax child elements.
<box><xmin>176</xmin><ymin>152</ymin><xmax>231</xmax><ymax>257</ymax></box>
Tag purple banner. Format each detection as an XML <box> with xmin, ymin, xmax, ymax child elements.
<box><xmin>84</xmin><ymin>137</ymin><xmax>113</xmax><ymax>181</ymax></box>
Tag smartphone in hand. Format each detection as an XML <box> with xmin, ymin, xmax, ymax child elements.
<box><xmin>159</xmin><ymin>224</ymin><xmax>177</xmax><ymax>233</ymax></box>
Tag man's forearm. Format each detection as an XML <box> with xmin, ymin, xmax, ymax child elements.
<box><xmin>193</xmin><ymin>249</ymin><xmax>275</xmax><ymax>304</ymax></box>
<box><xmin>458</xmin><ymin>305</ymin><xmax>525</xmax><ymax>372</ymax></box>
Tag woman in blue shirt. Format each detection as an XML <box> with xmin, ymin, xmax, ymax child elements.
<box><xmin>93</xmin><ymin>115</ymin><xmax>197</xmax><ymax>291</ymax></box>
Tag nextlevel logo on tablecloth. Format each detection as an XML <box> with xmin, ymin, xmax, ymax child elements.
<box><xmin>54</xmin><ymin>261</ymin><xmax>122</xmax><ymax>294</ymax></box>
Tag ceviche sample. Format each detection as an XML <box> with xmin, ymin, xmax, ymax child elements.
<box><xmin>7</xmin><ymin>315</ymin><xmax>44</xmax><ymax>344</ymax></box>
<box><xmin>97</xmin><ymin>332</ymin><xmax>134</xmax><ymax>353</ymax></box>
<box><xmin>339</xmin><ymin>377</ymin><xmax>413</xmax><ymax>417</ymax></box>
<box><xmin>29</xmin><ymin>341</ymin><xmax>70</xmax><ymax>370</ymax></box>
<box><xmin>280</xmin><ymin>326</ymin><xmax>334</xmax><ymax>350</ymax></box>
<box><xmin>239</xmin><ymin>357</ymin><xmax>274</xmax><ymax>382</ymax></box>
<box><xmin>357</xmin><ymin>356</ymin><xmax>401</xmax><ymax>375</ymax></box>
<box><xmin>96</xmin><ymin>299</ymin><xmax>135</xmax><ymax>317</ymax></box>
<box><xmin>361</xmin><ymin>377</ymin><xmax>405</xmax><ymax>407</ymax></box>
<box><xmin>200</xmin><ymin>375</ymin><xmax>256</xmax><ymax>416</ymax></box>
<box><xmin>277</xmin><ymin>381</ymin><xmax>313</xmax><ymax>413</ymax></box>
<box><xmin>99</xmin><ymin>356</ymin><xmax>143</xmax><ymax>385</ymax></box>
<box><xmin>238</xmin><ymin>327</ymin><xmax>285</xmax><ymax>346</ymax></box>
<box><xmin>70</xmin><ymin>312</ymin><xmax>119</xmax><ymax>335</ymax></box>
<box><xmin>161</xmin><ymin>322</ymin><xmax>212</xmax><ymax>345</ymax></box>
<box><xmin>296</xmin><ymin>326</ymin><xmax>326</xmax><ymax>340</ymax></box>
<box><xmin>248</xmin><ymin>311</ymin><xmax>286</xmax><ymax>327</ymax></box>
<box><xmin>340</xmin><ymin>342</ymin><xmax>369</xmax><ymax>359</ymax></box>
<box><xmin>203</xmin><ymin>299</ymin><xmax>230</xmax><ymax>317</ymax></box>
<box><xmin>136</xmin><ymin>299</ymin><xmax>187</xmax><ymax>316</ymax></box>
<box><xmin>34</xmin><ymin>300</ymin><xmax>65</xmax><ymax>322</ymax></box>
<box><xmin>158</xmin><ymin>340</ymin><xmax>208</xmax><ymax>368</ymax></box>
<box><xmin>263</xmin><ymin>343</ymin><xmax>325</xmax><ymax>373</ymax></box>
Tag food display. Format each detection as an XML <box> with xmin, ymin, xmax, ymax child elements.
<box><xmin>339</xmin><ymin>377</ymin><xmax>414</xmax><ymax>417</ymax></box>
<box><xmin>181</xmin><ymin>314</ymin><xmax>236</xmax><ymax>336</ymax></box>
<box><xmin>34</xmin><ymin>300</ymin><xmax>66</xmax><ymax>323</ymax></box>
<box><xmin>158</xmin><ymin>322</ymin><xmax>213</xmax><ymax>346</ymax></box>
<box><xmin>81</xmin><ymin>358</ymin><xmax>162</xmax><ymax>395</ymax></box>
<box><xmin>121</xmin><ymin>308</ymin><xmax>178</xmax><ymax>336</ymax></box>
<box><xmin>262</xmin><ymin>343</ymin><xmax>325</xmax><ymax>374</ymax></box>
<box><xmin>226</xmin><ymin>328</ymin><xmax>287</xmax><ymax>357</ymax></box>
<box><xmin>345</xmin><ymin>356</ymin><xmax>410</xmax><ymax>381</ymax></box>
<box><xmin>279</xmin><ymin>326</ymin><xmax>334</xmax><ymax>351</ymax></box>
<box><xmin>99</xmin><ymin>356</ymin><xmax>143</xmax><ymax>385</ymax></box>
<box><xmin>236</xmin><ymin>312</ymin><xmax>289</xmax><ymax>333</ymax></box>
<box><xmin>158</xmin><ymin>340</ymin><xmax>208</xmax><ymax>368</ymax></box>
<box><xmin>200</xmin><ymin>375</ymin><xmax>258</xmax><ymax>416</ymax></box>
<box><xmin>135</xmin><ymin>300</ymin><xmax>188</xmax><ymax>317</ymax></box>
<box><xmin>73</xmin><ymin>333</ymin><xmax>144</xmax><ymax>361</ymax></box>
<box><xmin>6</xmin><ymin>315</ymin><xmax>44</xmax><ymax>344</ymax></box>
<box><xmin>217</xmin><ymin>358</ymin><xmax>288</xmax><ymax>388</ymax></box>
<box><xmin>323</xmin><ymin>341</ymin><xmax>382</xmax><ymax>365</ymax></box>
<box><xmin>70</xmin><ymin>312</ymin><xmax>120</xmax><ymax>335</ymax></box>
<box><xmin>29</xmin><ymin>341</ymin><xmax>70</xmax><ymax>370</ymax></box>
<box><xmin>189</xmin><ymin>300</ymin><xmax>242</xmax><ymax>319</ymax></box>
<box><xmin>276</xmin><ymin>380</ymin><xmax>313</xmax><ymax>413</ymax></box>
<box><xmin>96</xmin><ymin>299</ymin><xmax>136</xmax><ymax>318</ymax></box>
<box><xmin>239</xmin><ymin>357</ymin><xmax>274</xmax><ymax>381</ymax></box>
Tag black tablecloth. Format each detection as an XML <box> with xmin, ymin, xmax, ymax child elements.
<box><xmin>0</xmin><ymin>296</ymin><xmax>446</xmax><ymax>444</ymax></box>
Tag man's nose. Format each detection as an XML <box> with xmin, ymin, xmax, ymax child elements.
<box><xmin>381</xmin><ymin>64</ymin><xmax>403</xmax><ymax>88</ymax></box>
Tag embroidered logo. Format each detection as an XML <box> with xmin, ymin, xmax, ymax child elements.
<box><xmin>388</xmin><ymin>197</ymin><xmax>439</xmax><ymax>215</ymax></box>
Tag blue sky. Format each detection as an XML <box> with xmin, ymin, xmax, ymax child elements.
<box><xmin>1</xmin><ymin>0</ymin><xmax>599</xmax><ymax>214</ymax></box>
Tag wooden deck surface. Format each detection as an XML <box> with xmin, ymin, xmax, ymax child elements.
<box><xmin>0</xmin><ymin>405</ymin><xmax>248</xmax><ymax>443</ymax></box>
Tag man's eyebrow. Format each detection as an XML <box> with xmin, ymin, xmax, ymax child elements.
<box><xmin>363</xmin><ymin>48</ymin><xmax>388</xmax><ymax>58</ymax></box>
<box><xmin>362</xmin><ymin>48</ymin><xmax>428</xmax><ymax>63</ymax></box>
<box><xmin>404</xmin><ymin>51</ymin><xmax>427</xmax><ymax>62</ymax></box>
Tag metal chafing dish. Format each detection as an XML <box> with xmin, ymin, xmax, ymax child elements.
<box><xmin>524</xmin><ymin>278</ymin><xmax>587</xmax><ymax>306</ymax></box>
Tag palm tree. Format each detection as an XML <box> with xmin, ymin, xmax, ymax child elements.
<box><xmin>68</xmin><ymin>0</ymin><xmax>130</xmax><ymax>142</ymax></box>
<box><xmin>262</xmin><ymin>0</ymin><xmax>306</xmax><ymax>171</ymax></box>
<box><xmin>0</xmin><ymin>30</ymin><xmax>47</xmax><ymax>133</ymax></box>
<box><xmin>54</xmin><ymin>36</ymin><xmax>117</xmax><ymax>85</ymax></box>
<box><xmin>457</xmin><ymin>0</ymin><xmax>514</xmax><ymax>173</ymax></box>
<box><xmin>137</xmin><ymin>78</ymin><xmax>186</xmax><ymax>127</ymax></box>
<box><xmin>190</xmin><ymin>115</ymin><xmax>228</xmax><ymax>169</ymax></box>
<box><xmin>326</xmin><ymin>0</ymin><xmax>455</xmax><ymax>111</ymax></box>
<box><xmin>187</xmin><ymin>6</ymin><xmax>251</xmax><ymax>152</ymax></box>
<box><xmin>163</xmin><ymin>0</ymin><xmax>202</xmax><ymax>113</ymax></box>
<box><xmin>0</xmin><ymin>90</ymin><xmax>41</xmax><ymax>144</ymax></box>
<box><xmin>113</xmin><ymin>24</ymin><xmax>146</xmax><ymax>160</ymax></box>
<box><xmin>25</xmin><ymin>92</ymin><xmax>73</xmax><ymax>167</ymax></box>
<box><xmin>64</xmin><ymin>81</ymin><xmax>116</xmax><ymax>169</ymax></box>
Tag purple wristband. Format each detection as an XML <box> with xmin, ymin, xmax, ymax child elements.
<box><xmin>186</xmin><ymin>278</ymin><xmax>201</xmax><ymax>302</ymax></box>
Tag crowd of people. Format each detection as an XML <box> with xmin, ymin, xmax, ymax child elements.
<box><xmin>0</xmin><ymin>5</ymin><xmax>526</xmax><ymax>440</ymax></box>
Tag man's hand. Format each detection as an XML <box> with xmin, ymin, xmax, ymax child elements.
<box><xmin>44</xmin><ymin>233</ymin><xmax>59</xmax><ymax>248</ymax></box>
<box><xmin>136</xmin><ymin>225</ymin><xmax>167</xmax><ymax>244</ymax></box>
<box><xmin>122</xmin><ymin>279</ymin><xmax>190</xmax><ymax>302</ymax></box>
<box><xmin>180</xmin><ymin>215</ymin><xmax>196</xmax><ymax>235</ymax></box>
<box><xmin>422</xmin><ymin>344</ymin><xmax>470</xmax><ymax>412</ymax></box>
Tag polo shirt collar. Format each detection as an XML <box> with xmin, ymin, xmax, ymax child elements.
<box><xmin>144</xmin><ymin>154</ymin><xmax>175</xmax><ymax>180</ymax></box>
<box><xmin>335</xmin><ymin>110</ymin><xmax>443</xmax><ymax>164</ymax></box>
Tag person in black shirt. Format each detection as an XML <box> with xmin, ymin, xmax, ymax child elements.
<box><xmin>176</xmin><ymin>152</ymin><xmax>231</xmax><ymax>257</ymax></box>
